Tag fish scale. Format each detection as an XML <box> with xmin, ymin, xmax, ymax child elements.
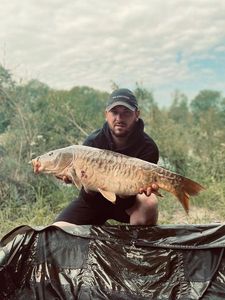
<box><xmin>31</xmin><ymin>145</ymin><xmax>205</xmax><ymax>213</ymax></box>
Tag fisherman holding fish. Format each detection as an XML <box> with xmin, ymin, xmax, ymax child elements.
<box><xmin>54</xmin><ymin>88</ymin><xmax>160</xmax><ymax>225</ymax></box>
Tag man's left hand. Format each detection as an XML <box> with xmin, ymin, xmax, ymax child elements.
<box><xmin>139</xmin><ymin>183</ymin><xmax>160</xmax><ymax>197</ymax></box>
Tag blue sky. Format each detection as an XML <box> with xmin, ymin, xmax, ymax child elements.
<box><xmin>0</xmin><ymin>0</ymin><xmax>225</xmax><ymax>106</ymax></box>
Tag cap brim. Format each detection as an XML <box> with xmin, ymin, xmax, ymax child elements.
<box><xmin>106</xmin><ymin>101</ymin><xmax>136</xmax><ymax>112</ymax></box>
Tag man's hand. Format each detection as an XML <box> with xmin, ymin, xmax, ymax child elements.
<box><xmin>56</xmin><ymin>175</ymin><xmax>73</xmax><ymax>184</ymax></box>
<box><xmin>139</xmin><ymin>183</ymin><xmax>161</xmax><ymax>197</ymax></box>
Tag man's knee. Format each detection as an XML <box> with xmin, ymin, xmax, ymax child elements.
<box><xmin>130</xmin><ymin>211</ymin><xmax>158</xmax><ymax>225</ymax></box>
<box><xmin>146</xmin><ymin>195</ymin><xmax>158</xmax><ymax>224</ymax></box>
<box><xmin>137</xmin><ymin>193</ymin><xmax>158</xmax><ymax>212</ymax></box>
<box><xmin>129</xmin><ymin>194</ymin><xmax>158</xmax><ymax>225</ymax></box>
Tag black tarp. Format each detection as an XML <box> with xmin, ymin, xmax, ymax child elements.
<box><xmin>1</xmin><ymin>223</ymin><xmax>225</xmax><ymax>299</ymax></box>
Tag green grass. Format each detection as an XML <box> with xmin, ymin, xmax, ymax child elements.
<box><xmin>0</xmin><ymin>185</ymin><xmax>76</xmax><ymax>238</ymax></box>
<box><xmin>1</xmin><ymin>185</ymin><xmax>224</xmax><ymax>239</ymax></box>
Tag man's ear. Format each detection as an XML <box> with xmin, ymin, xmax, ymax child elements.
<box><xmin>104</xmin><ymin>110</ymin><xmax>108</xmax><ymax>120</ymax></box>
<box><xmin>135</xmin><ymin>110</ymin><xmax>140</xmax><ymax>119</ymax></box>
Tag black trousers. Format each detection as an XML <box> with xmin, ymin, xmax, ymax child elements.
<box><xmin>55</xmin><ymin>194</ymin><xmax>135</xmax><ymax>225</ymax></box>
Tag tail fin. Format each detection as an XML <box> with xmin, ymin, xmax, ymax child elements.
<box><xmin>173</xmin><ymin>177</ymin><xmax>204</xmax><ymax>214</ymax></box>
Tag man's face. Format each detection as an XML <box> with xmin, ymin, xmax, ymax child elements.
<box><xmin>105</xmin><ymin>105</ymin><xmax>140</xmax><ymax>138</ymax></box>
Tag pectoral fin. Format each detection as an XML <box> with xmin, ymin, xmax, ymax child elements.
<box><xmin>68</xmin><ymin>168</ymin><xmax>82</xmax><ymax>189</ymax></box>
<box><xmin>98</xmin><ymin>188</ymin><xmax>116</xmax><ymax>203</ymax></box>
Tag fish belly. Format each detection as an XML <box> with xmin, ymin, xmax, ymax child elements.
<box><xmin>73</xmin><ymin>148</ymin><xmax>154</xmax><ymax>196</ymax></box>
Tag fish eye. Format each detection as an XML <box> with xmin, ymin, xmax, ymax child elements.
<box><xmin>48</xmin><ymin>152</ymin><xmax>54</xmax><ymax>156</ymax></box>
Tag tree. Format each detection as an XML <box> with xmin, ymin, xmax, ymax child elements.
<box><xmin>0</xmin><ymin>64</ymin><xmax>14</xmax><ymax>88</ymax></box>
<box><xmin>190</xmin><ymin>90</ymin><xmax>224</xmax><ymax>150</ymax></box>
<box><xmin>190</xmin><ymin>90</ymin><xmax>222</xmax><ymax>119</ymax></box>
<box><xmin>168</xmin><ymin>91</ymin><xmax>190</xmax><ymax>126</ymax></box>
<box><xmin>0</xmin><ymin>65</ymin><xmax>16</xmax><ymax>133</ymax></box>
<box><xmin>134</xmin><ymin>84</ymin><xmax>155</xmax><ymax>113</ymax></box>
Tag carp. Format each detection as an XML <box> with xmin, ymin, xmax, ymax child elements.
<box><xmin>31</xmin><ymin>145</ymin><xmax>204</xmax><ymax>214</ymax></box>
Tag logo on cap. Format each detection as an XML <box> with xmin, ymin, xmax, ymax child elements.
<box><xmin>106</xmin><ymin>88</ymin><xmax>138</xmax><ymax>111</ymax></box>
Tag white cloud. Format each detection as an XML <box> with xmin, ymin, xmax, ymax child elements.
<box><xmin>0</xmin><ymin>0</ymin><xmax>225</xmax><ymax>105</ymax></box>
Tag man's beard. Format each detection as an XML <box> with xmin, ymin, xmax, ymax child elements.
<box><xmin>110</xmin><ymin>122</ymin><xmax>135</xmax><ymax>138</ymax></box>
<box><xmin>111</xmin><ymin>129</ymin><xmax>130</xmax><ymax>138</ymax></box>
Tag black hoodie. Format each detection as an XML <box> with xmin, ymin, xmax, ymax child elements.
<box><xmin>83</xmin><ymin>119</ymin><xmax>159</xmax><ymax>163</ymax></box>
<box><xmin>78</xmin><ymin>119</ymin><xmax>159</xmax><ymax>211</ymax></box>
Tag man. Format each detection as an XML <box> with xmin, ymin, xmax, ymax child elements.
<box><xmin>54</xmin><ymin>88</ymin><xmax>159</xmax><ymax>226</ymax></box>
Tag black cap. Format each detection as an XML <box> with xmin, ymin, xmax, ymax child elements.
<box><xmin>106</xmin><ymin>88</ymin><xmax>138</xmax><ymax>111</ymax></box>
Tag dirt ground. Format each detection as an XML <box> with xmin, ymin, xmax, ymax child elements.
<box><xmin>159</xmin><ymin>205</ymin><xmax>223</xmax><ymax>225</ymax></box>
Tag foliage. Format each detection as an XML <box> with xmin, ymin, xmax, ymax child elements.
<box><xmin>0</xmin><ymin>65</ymin><xmax>224</xmax><ymax>237</ymax></box>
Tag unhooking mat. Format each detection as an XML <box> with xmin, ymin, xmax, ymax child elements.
<box><xmin>1</xmin><ymin>224</ymin><xmax>225</xmax><ymax>299</ymax></box>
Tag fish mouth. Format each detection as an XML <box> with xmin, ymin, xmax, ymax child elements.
<box><xmin>31</xmin><ymin>159</ymin><xmax>42</xmax><ymax>173</ymax></box>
